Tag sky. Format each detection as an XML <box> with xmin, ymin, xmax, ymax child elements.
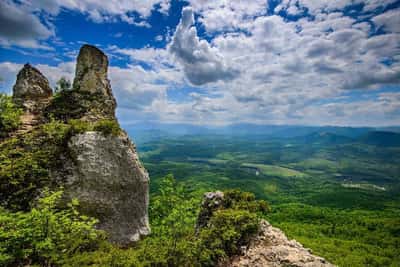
<box><xmin>0</xmin><ymin>0</ymin><xmax>399</xmax><ymax>127</ymax></box>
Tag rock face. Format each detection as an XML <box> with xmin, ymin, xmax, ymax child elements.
<box><xmin>228</xmin><ymin>220</ymin><xmax>335</xmax><ymax>267</ymax></box>
<box><xmin>72</xmin><ymin>44</ymin><xmax>116</xmax><ymax>120</ymax></box>
<box><xmin>64</xmin><ymin>131</ymin><xmax>150</xmax><ymax>244</ymax></box>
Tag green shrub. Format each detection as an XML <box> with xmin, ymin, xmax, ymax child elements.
<box><xmin>223</xmin><ymin>189</ymin><xmax>270</xmax><ymax>213</ymax></box>
<box><xmin>0</xmin><ymin>93</ymin><xmax>23</xmax><ymax>138</ymax></box>
<box><xmin>197</xmin><ymin>209</ymin><xmax>259</xmax><ymax>266</ymax></box>
<box><xmin>0</xmin><ymin>190</ymin><xmax>104</xmax><ymax>266</ymax></box>
<box><xmin>93</xmin><ymin>119</ymin><xmax>120</xmax><ymax>136</ymax></box>
<box><xmin>0</xmin><ymin>120</ymin><xmax>70</xmax><ymax>210</ymax></box>
<box><xmin>45</xmin><ymin>89</ymin><xmax>109</xmax><ymax>122</ymax></box>
<box><xmin>41</xmin><ymin>119</ymin><xmax>70</xmax><ymax>145</ymax></box>
<box><xmin>68</xmin><ymin>119</ymin><xmax>92</xmax><ymax>134</ymax></box>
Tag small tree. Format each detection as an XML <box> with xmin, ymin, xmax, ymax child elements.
<box><xmin>54</xmin><ymin>77</ymin><xmax>71</xmax><ymax>93</ymax></box>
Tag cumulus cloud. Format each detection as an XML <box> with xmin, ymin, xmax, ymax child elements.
<box><xmin>0</xmin><ymin>1</ymin><xmax>53</xmax><ymax>49</ymax></box>
<box><xmin>188</xmin><ymin>0</ymin><xmax>268</xmax><ymax>32</ymax></box>
<box><xmin>168</xmin><ymin>7</ymin><xmax>238</xmax><ymax>85</ymax></box>
<box><xmin>0</xmin><ymin>0</ymin><xmax>172</xmax><ymax>49</ymax></box>
<box><xmin>372</xmin><ymin>8</ymin><xmax>400</xmax><ymax>33</ymax></box>
<box><xmin>28</xmin><ymin>0</ymin><xmax>171</xmax><ymax>20</ymax></box>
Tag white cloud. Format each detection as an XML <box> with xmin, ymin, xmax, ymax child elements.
<box><xmin>26</xmin><ymin>0</ymin><xmax>171</xmax><ymax>22</ymax></box>
<box><xmin>168</xmin><ymin>7</ymin><xmax>238</xmax><ymax>85</ymax></box>
<box><xmin>1</xmin><ymin>0</ymin><xmax>172</xmax><ymax>48</ymax></box>
<box><xmin>188</xmin><ymin>0</ymin><xmax>268</xmax><ymax>32</ymax></box>
<box><xmin>0</xmin><ymin>1</ymin><xmax>53</xmax><ymax>49</ymax></box>
<box><xmin>372</xmin><ymin>8</ymin><xmax>400</xmax><ymax>33</ymax></box>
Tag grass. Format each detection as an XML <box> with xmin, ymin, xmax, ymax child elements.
<box><xmin>241</xmin><ymin>163</ymin><xmax>307</xmax><ymax>178</ymax></box>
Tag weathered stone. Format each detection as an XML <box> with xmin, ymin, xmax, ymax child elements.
<box><xmin>12</xmin><ymin>64</ymin><xmax>52</xmax><ymax>113</ymax></box>
<box><xmin>227</xmin><ymin>220</ymin><xmax>335</xmax><ymax>267</ymax></box>
<box><xmin>64</xmin><ymin>131</ymin><xmax>150</xmax><ymax>245</ymax></box>
<box><xmin>72</xmin><ymin>44</ymin><xmax>116</xmax><ymax>120</ymax></box>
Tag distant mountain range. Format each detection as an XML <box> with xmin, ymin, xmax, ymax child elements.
<box><xmin>125</xmin><ymin>122</ymin><xmax>400</xmax><ymax>146</ymax></box>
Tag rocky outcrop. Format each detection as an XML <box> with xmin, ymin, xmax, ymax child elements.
<box><xmin>64</xmin><ymin>131</ymin><xmax>150</xmax><ymax>244</ymax></box>
<box><xmin>9</xmin><ymin>44</ymin><xmax>150</xmax><ymax>245</ymax></box>
<box><xmin>12</xmin><ymin>64</ymin><xmax>52</xmax><ymax>132</ymax></box>
<box><xmin>197</xmin><ymin>192</ymin><xmax>334</xmax><ymax>267</ymax></box>
<box><xmin>228</xmin><ymin>220</ymin><xmax>335</xmax><ymax>267</ymax></box>
<box><xmin>72</xmin><ymin>44</ymin><xmax>116</xmax><ymax>121</ymax></box>
<box><xmin>12</xmin><ymin>64</ymin><xmax>53</xmax><ymax>111</ymax></box>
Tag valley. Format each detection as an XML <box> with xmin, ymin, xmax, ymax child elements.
<box><xmin>135</xmin><ymin>130</ymin><xmax>400</xmax><ymax>266</ymax></box>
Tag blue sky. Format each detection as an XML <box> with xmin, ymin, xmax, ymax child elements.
<box><xmin>0</xmin><ymin>0</ymin><xmax>399</xmax><ymax>126</ymax></box>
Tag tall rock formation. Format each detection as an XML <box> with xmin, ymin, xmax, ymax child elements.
<box><xmin>72</xmin><ymin>44</ymin><xmax>116</xmax><ymax>121</ymax></box>
<box><xmin>59</xmin><ymin>44</ymin><xmax>149</xmax><ymax>244</ymax></box>
<box><xmin>9</xmin><ymin>44</ymin><xmax>150</xmax><ymax>245</ymax></box>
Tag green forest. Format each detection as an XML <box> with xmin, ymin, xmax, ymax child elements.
<box><xmin>137</xmin><ymin>134</ymin><xmax>400</xmax><ymax>266</ymax></box>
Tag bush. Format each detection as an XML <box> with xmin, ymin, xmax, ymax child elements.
<box><xmin>0</xmin><ymin>120</ymin><xmax>70</xmax><ymax>211</ymax></box>
<box><xmin>0</xmin><ymin>93</ymin><xmax>23</xmax><ymax>138</ymax></box>
<box><xmin>93</xmin><ymin>119</ymin><xmax>120</xmax><ymax>136</ymax></box>
<box><xmin>68</xmin><ymin>119</ymin><xmax>92</xmax><ymax>134</ymax></box>
<box><xmin>41</xmin><ymin>119</ymin><xmax>70</xmax><ymax>145</ymax></box>
<box><xmin>223</xmin><ymin>189</ymin><xmax>270</xmax><ymax>213</ymax></box>
<box><xmin>0</xmin><ymin>190</ymin><xmax>104</xmax><ymax>266</ymax></box>
<box><xmin>197</xmin><ymin>209</ymin><xmax>259</xmax><ymax>266</ymax></box>
<box><xmin>45</xmin><ymin>89</ymin><xmax>109</xmax><ymax>122</ymax></box>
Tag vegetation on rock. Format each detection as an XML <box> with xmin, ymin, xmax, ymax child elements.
<box><xmin>0</xmin><ymin>94</ymin><xmax>22</xmax><ymax>138</ymax></box>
